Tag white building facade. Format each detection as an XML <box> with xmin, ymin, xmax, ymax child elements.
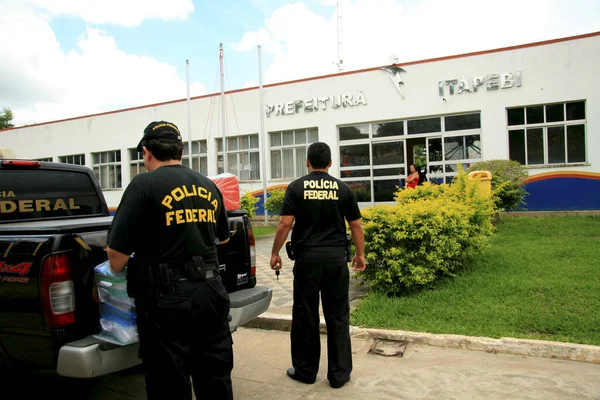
<box><xmin>3</xmin><ymin>31</ymin><xmax>600</xmax><ymax>212</ymax></box>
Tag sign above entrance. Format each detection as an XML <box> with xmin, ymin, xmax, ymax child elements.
<box><xmin>265</xmin><ymin>92</ymin><xmax>367</xmax><ymax>117</ymax></box>
<box><xmin>438</xmin><ymin>71</ymin><xmax>522</xmax><ymax>96</ymax></box>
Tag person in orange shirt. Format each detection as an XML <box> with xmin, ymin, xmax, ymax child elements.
<box><xmin>406</xmin><ymin>164</ymin><xmax>420</xmax><ymax>189</ymax></box>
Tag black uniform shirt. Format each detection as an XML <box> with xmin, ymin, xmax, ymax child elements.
<box><xmin>107</xmin><ymin>165</ymin><xmax>230</xmax><ymax>265</ymax></box>
<box><xmin>281</xmin><ymin>171</ymin><xmax>361</xmax><ymax>248</ymax></box>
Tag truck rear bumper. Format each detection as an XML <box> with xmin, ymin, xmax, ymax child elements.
<box><xmin>57</xmin><ymin>285</ymin><xmax>273</xmax><ymax>378</ymax></box>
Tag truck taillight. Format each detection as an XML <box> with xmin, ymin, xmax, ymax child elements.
<box><xmin>247</xmin><ymin>225</ymin><xmax>256</xmax><ymax>277</ymax></box>
<box><xmin>41</xmin><ymin>253</ymin><xmax>75</xmax><ymax>328</ymax></box>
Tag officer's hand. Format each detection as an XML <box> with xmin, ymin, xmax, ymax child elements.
<box><xmin>270</xmin><ymin>254</ymin><xmax>282</xmax><ymax>270</ymax></box>
<box><xmin>352</xmin><ymin>255</ymin><xmax>366</xmax><ymax>272</ymax></box>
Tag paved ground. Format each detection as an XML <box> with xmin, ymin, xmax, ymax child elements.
<box><xmin>5</xmin><ymin>328</ymin><xmax>600</xmax><ymax>399</ymax></box>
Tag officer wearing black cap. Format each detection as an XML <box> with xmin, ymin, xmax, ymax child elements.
<box><xmin>106</xmin><ymin>121</ymin><xmax>234</xmax><ymax>400</ymax></box>
<box><xmin>270</xmin><ymin>142</ymin><xmax>366</xmax><ymax>389</ymax></box>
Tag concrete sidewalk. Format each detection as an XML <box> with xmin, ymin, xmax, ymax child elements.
<box><xmin>231</xmin><ymin>328</ymin><xmax>600</xmax><ymax>400</ymax></box>
<box><xmin>252</xmin><ymin>235</ymin><xmax>600</xmax><ymax>365</ymax></box>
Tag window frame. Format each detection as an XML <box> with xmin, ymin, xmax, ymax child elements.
<box><xmin>269</xmin><ymin>128</ymin><xmax>319</xmax><ymax>180</ymax></box>
<box><xmin>59</xmin><ymin>153</ymin><xmax>86</xmax><ymax>165</ymax></box>
<box><xmin>217</xmin><ymin>134</ymin><xmax>260</xmax><ymax>182</ymax></box>
<box><xmin>92</xmin><ymin>150</ymin><xmax>122</xmax><ymax>190</ymax></box>
<box><xmin>507</xmin><ymin>101</ymin><xmax>587</xmax><ymax>167</ymax></box>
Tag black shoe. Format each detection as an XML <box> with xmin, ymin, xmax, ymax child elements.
<box><xmin>286</xmin><ymin>368</ymin><xmax>316</xmax><ymax>384</ymax></box>
<box><xmin>330</xmin><ymin>377</ymin><xmax>350</xmax><ymax>389</ymax></box>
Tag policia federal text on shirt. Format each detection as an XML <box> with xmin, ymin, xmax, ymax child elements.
<box><xmin>106</xmin><ymin>121</ymin><xmax>234</xmax><ymax>400</ymax></box>
<box><xmin>270</xmin><ymin>142</ymin><xmax>366</xmax><ymax>390</ymax></box>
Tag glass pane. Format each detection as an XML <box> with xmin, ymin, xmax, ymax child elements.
<box><xmin>192</xmin><ymin>157</ymin><xmax>199</xmax><ymax>172</ymax></box>
<box><xmin>340</xmin><ymin>144</ymin><xmax>370</xmax><ymax>167</ymax></box>
<box><xmin>429</xmin><ymin>165</ymin><xmax>443</xmax><ymax>174</ymax></box>
<box><xmin>527</xmin><ymin>128</ymin><xmax>544</xmax><ymax>165</ymax></box>
<box><xmin>183</xmin><ymin>142</ymin><xmax>190</xmax><ymax>156</ymax></box>
<box><xmin>271</xmin><ymin>150</ymin><xmax>282</xmax><ymax>179</ymax></box>
<box><xmin>116</xmin><ymin>165</ymin><xmax>122</xmax><ymax>187</ymax></box>
<box><xmin>250</xmin><ymin>152</ymin><xmax>260</xmax><ymax>180</ymax></box>
<box><xmin>130</xmin><ymin>164</ymin><xmax>139</xmax><ymax>179</ymax></box>
<box><xmin>271</xmin><ymin>132</ymin><xmax>282</xmax><ymax>147</ymax></box>
<box><xmin>526</xmin><ymin>106</ymin><xmax>544</xmax><ymax>124</ymax></box>
<box><xmin>200</xmin><ymin>140</ymin><xmax>207</xmax><ymax>154</ymax></box>
<box><xmin>341</xmin><ymin>169</ymin><xmax>370</xmax><ymax>178</ymax></box>
<box><xmin>509</xmin><ymin>130</ymin><xmax>526</xmax><ymax>165</ymax></box>
<box><xmin>346</xmin><ymin>180</ymin><xmax>371</xmax><ymax>202</ymax></box>
<box><xmin>200</xmin><ymin>157</ymin><xmax>208</xmax><ymax>175</ymax></box>
<box><xmin>129</xmin><ymin>149</ymin><xmax>138</xmax><ymax>160</ymax></box>
<box><xmin>240</xmin><ymin>136</ymin><xmax>249</xmax><ymax>150</ymax></box>
<box><xmin>217</xmin><ymin>155</ymin><xmax>224</xmax><ymax>174</ymax></box>
<box><xmin>444</xmin><ymin>113</ymin><xmax>481</xmax><ymax>131</ymax></box>
<box><xmin>413</xmin><ymin>144</ymin><xmax>427</xmax><ymax>167</ymax></box>
<box><xmin>282</xmin><ymin>149</ymin><xmax>294</xmax><ymax>178</ymax></box>
<box><xmin>295</xmin><ymin>147</ymin><xmax>307</xmax><ymax>177</ymax></box>
<box><xmin>428</xmin><ymin>138</ymin><xmax>443</xmax><ymax>162</ymax></box>
<box><xmin>445</xmin><ymin>136</ymin><xmax>481</xmax><ymax>161</ymax></box>
<box><xmin>373</xmin><ymin>121</ymin><xmax>403</xmax><ymax>138</ymax></box>
<box><xmin>100</xmin><ymin>152</ymin><xmax>107</xmax><ymax>164</ymax></box>
<box><xmin>116</xmin><ymin>151</ymin><xmax>121</xmax><ymax>163</ymax></box>
<box><xmin>507</xmin><ymin>108</ymin><xmax>525</xmax><ymax>126</ymax></box>
<box><xmin>445</xmin><ymin>163</ymin><xmax>470</xmax><ymax>173</ymax></box>
<box><xmin>407</xmin><ymin>117</ymin><xmax>441</xmax><ymax>135</ymax></box>
<box><xmin>374</xmin><ymin>179</ymin><xmax>400</xmax><ymax>202</ymax></box>
<box><xmin>546</xmin><ymin>104</ymin><xmax>564</xmax><ymax>123</ymax></box>
<box><xmin>567</xmin><ymin>125</ymin><xmax>586</xmax><ymax>163</ymax></box>
<box><xmin>108</xmin><ymin>151</ymin><xmax>115</xmax><ymax>163</ymax></box>
<box><xmin>250</xmin><ymin>134</ymin><xmax>259</xmax><ymax>149</ymax></box>
<box><xmin>101</xmin><ymin>165</ymin><xmax>109</xmax><ymax>188</ymax></box>
<box><xmin>227</xmin><ymin>137</ymin><xmax>239</xmax><ymax>151</ymax></box>
<box><xmin>547</xmin><ymin>126</ymin><xmax>566</xmax><ymax>163</ymax></box>
<box><xmin>339</xmin><ymin>124</ymin><xmax>369</xmax><ymax>141</ymax></box>
<box><xmin>93</xmin><ymin>166</ymin><xmax>100</xmax><ymax>184</ymax></box>
<box><xmin>192</xmin><ymin>141</ymin><xmax>200</xmax><ymax>155</ymax></box>
<box><xmin>308</xmin><ymin>128</ymin><xmax>318</xmax><ymax>143</ymax></box>
<box><xmin>373</xmin><ymin>167</ymin><xmax>405</xmax><ymax>177</ymax></box>
<box><xmin>566</xmin><ymin>101</ymin><xmax>585</xmax><ymax>121</ymax></box>
<box><xmin>217</xmin><ymin>139</ymin><xmax>223</xmax><ymax>152</ymax></box>
<box><xmin>282</xmin><ymin>130</ymin><xmax>294</xmax><ymax>146</ymax></box>
<box><xmin>372</xmin><ymin>141</ymin><xmax>404</xmax><ymax>165</ymax></box>
<box><xmin>228</xmin><ymin>154</ymin><xmax>237</xmax><ymax>176</ymax></box>
<box><xmin>295</xmin><ymin>130</ymin><xmax>306</xmax><ymax>145</ymax></box>
<box><xmin>93</xmin><ymin>153</ymin><xmax>99</xmax><ymax>165</ymax></box>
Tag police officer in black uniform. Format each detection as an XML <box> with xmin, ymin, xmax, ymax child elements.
<box><xmin>270</xmin><ymin>142</ymin><xmax>366</xmax><ymax>389</ymax></box>
<box><xmin>106</xmin><ymin>121</ymin><xmax>234</xmax><ymax>400</ymax></box>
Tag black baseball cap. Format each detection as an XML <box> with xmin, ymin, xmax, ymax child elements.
<box><xmin>136</xmin><ymin>121</ymin><xmax>183</xmax><ymax>152</ymax></box>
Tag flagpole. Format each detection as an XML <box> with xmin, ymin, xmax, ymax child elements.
<box><xmin>258</xmin><ymin>45</ymin><xmax>268</xmax><ymax>224</ymax></box>
<box><xmin>220</xmin><ymin>43</ymin><xmax>227</xmax><ymax>174</ymax></box>
<box><xmin>186</xmin><ymin>59</ymin><xmax>192</xmax><ymax>168</ymax></box>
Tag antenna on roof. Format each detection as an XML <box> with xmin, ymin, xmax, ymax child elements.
<box><xmin>336</xmin><ymin>0</ymin><xmax>344</xmax><ymax>72</ymax></box>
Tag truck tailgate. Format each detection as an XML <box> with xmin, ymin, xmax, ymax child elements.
<box><xmin>57</xmin><ymin>285</ymin><xmax>272</xmax><ymax>378</ymax></box>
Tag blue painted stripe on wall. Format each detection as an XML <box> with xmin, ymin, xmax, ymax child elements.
<box><xmin>523</xmin><ymin>178</ymin><xmax>600</xmax><ymax>211</ymax></box>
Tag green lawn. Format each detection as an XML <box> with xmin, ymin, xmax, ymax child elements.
<box><xmin>350</xmin><ymin>217</ymin><xmax>600</xmax><ymax>346</ymax></box>
<box><xmin>252</xmin><ymin>225</ymin><xmax>277</xmax><ymax>238</ymax></box>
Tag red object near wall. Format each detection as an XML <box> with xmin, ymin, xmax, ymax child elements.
<box><xmin>210</xmin><ymin>173</ymin><xmax>241</xmax><ymax>211</ymax></box>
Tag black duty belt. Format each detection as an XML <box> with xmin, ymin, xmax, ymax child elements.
<box><xmin>150</xmin><ymin>256</ymin><xmax>219</xmax><ymax>296</ymax></box>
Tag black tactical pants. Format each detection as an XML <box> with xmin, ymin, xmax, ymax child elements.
<box><xmin>136</xmin><ymin>276</ymin><xmax>234</xmax><ymax>400</ymax></box>
<box><xmin>291</xmin><ymin>246</ymin><xmax>352</xmax><ymax>386</ymax></box>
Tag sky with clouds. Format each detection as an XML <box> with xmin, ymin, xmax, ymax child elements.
<box><xmin>1</xmin><ymin>0</ymin><xmax>599</xmax><ymax>126</ymax></box>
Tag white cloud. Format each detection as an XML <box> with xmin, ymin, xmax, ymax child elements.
<box><xmin>25</xmin><ymin>0</ymin><xmax>194</xmax><ymax>27</ymax></box>
<box><xmin>234</xmin><ymin>0</ymin><xmax>600</xmax><ymax>85</ymax></box>
<box><xmin>0</xmin><ymin>2</ymin><xmax>206</xmax><ymax>126</ymax></box>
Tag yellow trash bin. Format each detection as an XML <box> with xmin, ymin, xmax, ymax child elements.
<box><xmin>468</xmin><ymin>170</ymin><xmax>492</xmax><ymax>196</ymax></box>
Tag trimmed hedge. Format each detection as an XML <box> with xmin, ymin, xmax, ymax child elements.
<box><xmin>356</xmin><ymin>168</ymin><xmax>495</xmax><ymax>295</ymax></box>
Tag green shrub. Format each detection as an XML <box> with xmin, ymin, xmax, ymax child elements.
<box><xmin>240</xmin><ymin>191</ymin><xmax>259</xmax><ymax>219</ymax></box>
<box><xmin>467</xmin><ymin>159</ymin><xmax>529</xmax><ymax>211</ymax></box>
<box><xmin>265</xmin><ymin>188</ymin><xmax>286</xmax><ymax>216</ymax></box>
<box><xmin>357</xmin><ymin>167</ymin><xmax>495</xmax><ymax>295</ymax></box>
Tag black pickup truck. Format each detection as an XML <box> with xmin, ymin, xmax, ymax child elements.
<box><xmin>0</xmin><ymin>159</ymin><xmax>272</xmax><ymax>379</ymax></box>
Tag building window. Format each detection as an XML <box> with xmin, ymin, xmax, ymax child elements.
<box><xmin>270</xmin><ymin>128</ymin><xmax>318</xmax><ymax>179</ymax></box>
<box><xmin>182</xmin><ymin>140</ymin><xmax>208</xmax><ymax>175</ymax></box>
<box><xmin>59</xmin><ymin>154</ymin><xmax>85</xmax><ymax>165</ymax></box>
<box><xmin>34</xmin><ymin>157</ymin><xmax>53</xmax><ymax>162</ymax></box>
<box><xmin>93</xmin><ymin>150</ymin><xmax>122</xmax><ymax>189</ymax></box>
<box><xmin>339</xmin><ymin>113</ymin><xmax>482</xmax><ymax>202</ymax></box>
<box><xmin>507</xmin><ymin>101</ymin><xmax>586</xmax><ymax>166</ymax></box>
<box><xmin>129</xmin><ymin>149</ymin><xmax>146</xmax><ymax>179</ymax></box>
<box><xmin>217</xmin><ymin>134</ymin><xmax>260</xmax><ymax>181</ymax></box>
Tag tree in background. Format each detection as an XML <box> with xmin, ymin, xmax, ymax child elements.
<box><xmin>0</xmin><ymin>108</ymin><xmax>14</xmax><ymax>129</ymax></box>
<box><xmin>265</xmin><ymin>188</ymin><xmax>286</xmax><ymax>216</ymax></box>
<box><xmin>240</xmin><ymin>191</ymin><xmax>259</xmax><ymax>219</ymax></box>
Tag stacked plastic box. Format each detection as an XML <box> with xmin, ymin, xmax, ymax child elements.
<box><xmin>93</xmin><ymin>260</ymin><xmax>139</xmax><ymax>345</ymax></box>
